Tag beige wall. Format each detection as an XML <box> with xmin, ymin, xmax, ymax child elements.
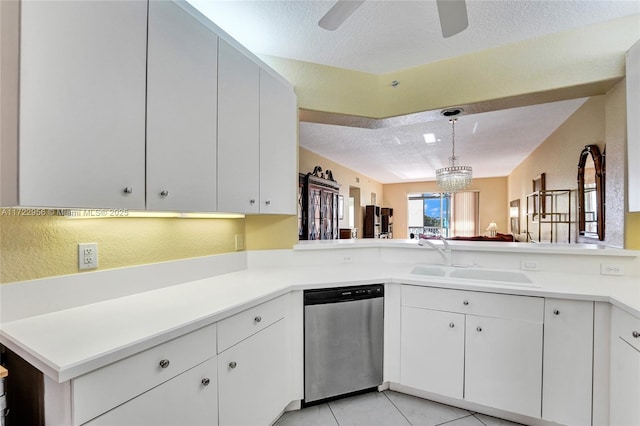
<box><xmin>299</xmin><ymin>147</ymin><xmax>384</xmax><ymax>236</ymax></box>
<box><xmin>383</xmin><ymin>177</ymin><xmax>508</xmax><ymax>240</ymax></box>
<box><xmin>508</xmin><ymin>97</ymin><xmax>605</xmax><ymax>243</ymax></box>
<box><xmin>0</xmin><ymin>215</ymin><xmax>245</xmax><ymax>284</ymax></box>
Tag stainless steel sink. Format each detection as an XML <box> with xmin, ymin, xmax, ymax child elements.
<box><xmin>409</xmin><ymin>265</ymin><xmax>537</xmax><ymax>286</ymax></box>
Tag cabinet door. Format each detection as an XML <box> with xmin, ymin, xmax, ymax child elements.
<box><xmin>217</xmin><ymin>39</ymin><xmax>260</xmax><ymax>213</ymax></box>
<box><xmin>259</xmin><ymin>69</ymin><xmax>297</xmax><ymax>214</ymax></box>
<box><xmin>542</xmin><ymin>299</ymin><xmax>593</xmax><ymax>426</ymax></box>
<box><xmin>400</xmin><ymin>307</ymin><xmax>464</xmax><ymax>398</ymax></box>
<box><xmin>19</xmin><ymin>1</ymin><xmax>146</xmax><ymax>209</ymax></box>
<box><xmin>465</xmin><ymin>315</ymin><xmax>543</xmax><ymax>418</ymax></box>
<box><xmin>218</xmin><ymin>320</ymin><xmax>289</xmax><ymax>426</ymax></box>
<box><xmin>84</xmin><ymin>357</ymin><xmax>218</xmax><ymax>426</ymax></box>
<box><xmin>146</xmin><ymin>1</ymin><xmax>218</xmax><ymax>212</ymax></box>
<box><xmin>610</xmin><ymin>308</ymin><xmax>640</xmax><ymax>426</ymax></box>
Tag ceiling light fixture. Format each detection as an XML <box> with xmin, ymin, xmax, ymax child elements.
<box><xmin>436</xmin><ymin>117</ymin><xmax>472</xmax><ymax>192</ymax></box>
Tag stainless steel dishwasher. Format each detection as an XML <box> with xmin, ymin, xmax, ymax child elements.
<box><xmin>303</xmin><ymin>284</ymin><xmax>384</xmax><ymax>404</ymax></box>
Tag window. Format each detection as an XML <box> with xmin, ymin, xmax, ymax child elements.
<box><xmin>408</xmin><ymin>191</ymin><xmax>479</xmax><ymax>238</ymax></box>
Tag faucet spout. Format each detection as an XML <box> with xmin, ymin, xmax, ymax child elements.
<box><xmin>418</xmin><ymin>237</ymin><xmax>452</xmax><ymax>266</ymax></box>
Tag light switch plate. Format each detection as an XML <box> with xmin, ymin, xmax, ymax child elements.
<box><xmin>78</xmin><ymin>243</ymin><xmax>98</xmax><ymax>270</ymax></box>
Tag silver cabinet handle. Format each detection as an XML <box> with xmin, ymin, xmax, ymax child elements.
<box><xmin>476</xmin><ymin>326</ymin><xmax>482</xmax><ymax>332</ymax></box>
<box><xmin>254</xmin><ymin>316</ymin><xmax>262</xmax><ymax>323</ymax></box>
<box><xmin>553</xmin><ymin>309</ymin><xmax>560</xmax><ymax>315</ymax></box>
<box><xmin>229</xmin><ymin>361</ymin><xmax>237</xmax><ymax>369</ymax></box>
<box><xmin>159</xmin><ymin>359</ymin><xmax>170</xmax><ymax>369</ymax></box>
<box><xmin>160</xmin><ymin>190</ymin><xmax>169</xmax><ymax>198</ymax></box>
<box><xmin>249</xmin><ymin>199</ymin><xmax>256</xmax><ymax>205</ymax></box>
<box><xmin>123</xmin><ymin>187</ymin><xmax>133</xmax><ymax>194</ymax></box>
<box><xmin>449</xmin><ymin>322</ymin><xmax>455</xmax><ymax>328</ymax></box>
<box><xmin>265</xmin><ymin>200</ymin><xmax>271</xmax><ymax>206</ymax></box>
<box><xmin>633</xmin><ymin>331</ymin><xmax>640</xmax><ymax>339</ymax></box>
<box><xmin>463</xmin><ymin>300</ymin><xmax>469</xmax><ymax>306</ymax></box>
<box><xmin>201</xmin><ymin>378</ymin><xmax>210</xmax><ymax>387</ymax></box>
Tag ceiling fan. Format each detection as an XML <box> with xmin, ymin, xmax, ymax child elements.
<box><xmin>318</xmin><ymin>0</ymin><xmax>469</xmax><ymax>38</ymax></box>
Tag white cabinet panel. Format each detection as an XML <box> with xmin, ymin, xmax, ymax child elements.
<box><xmin>18</xmin><ymin>0</ymin><xmax>147</xmax><ymax>209</ymax></box>
<box><xmin>73</xmin><ymin>323</ymin><xmax>217</xmax><ymax>425</ymax></box>
<box><xmin>400</xmin><ymin>307</ymin><xmax>464</xmax><ymax>398</ymax></box>
<box><xmin>146</xmin><ymin>1</ymin><xmax>218</xmax><ymax>212</ymax></box>
<box><xmin>85</xmin><ymin>357</ymin><xmax>218</xmax><ymax>426</ymax></box>
<box><xmin>259</xmin><ymin>69</ymin><xmax>297</xmax><ymax>214</ymax></box>
<box><xmin>610</xmin><ymin>307</ymin><xmax>640</xmax><ymax>426</ymax></box>
<box><xmin>465</xmin><ymin>315</ymin><xmax>543</xmax><ymax>418</ymax></box>
<box><xmin>627</xmin><ymin>39</ymin><xmax>640</xmax><ymax>212</ymax></box>
<box><xmin>542</xmin><ymin>299</ymin><xmax>593</xmax><ymax>426</ymax></box>
<box><xmin>218</xmin><ymin>319</ymin><xmax>289</xmax><ymax>426</ymax></box>
<box><xmin>217</xmin><ymin>39</ymin><xmax>260</xmax><ymax>213</ymax></box>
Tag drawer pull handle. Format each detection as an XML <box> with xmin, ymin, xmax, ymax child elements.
<box><xmin>250</xmin><ymin>199</ymin><xmax>256</xmax><ymax>205</ymax></box>
<box><xmin>553</xmin><ymin>309</ymin><xmax>560</xmax><ymax>315</ymax></box>
<box><xmin>633</xmin><ymin>331</ymin><xmax>640</xmax><ymax>339</ymax></box>
<box><xmin>201</xmin><ymin>378</ymin><xmax>210</xmax><ymax>387</ymax></box>
<box><xmin>123</xmin><ymin>187</ymin><xmax>133</xmax><ymax>194</ymax></box>
<box><xmin>229</xmin><ymin>361</ymin><xmax>237</xmax><ymax>369</ymax></box>
<box><xmin>463</xmin><ymin>300</ymin><xmax>469</xmax><ymax>306</ymax></box>
<box><xmin>476</xmin><ymin>326</ymin><xmax>482</xmax><ymax>332</ymax></box>
<box><xmin>449</xmin><ymin>322</ymin><xmax>455</xmax><ymax>328</ymax></box>
<box><xmin>254</xmin><ymin>316</ymin><xmax>262</xmax><ymax>323</ymax></box>
<box><xmin>160</xmin><ymin>190</ymin><xmax>169</xmax><ymax>197</ymax></box>
<box><xmin>159</xmin><ymin>359</ymin><xmax>170</xmax><ymax>369</ymax></box>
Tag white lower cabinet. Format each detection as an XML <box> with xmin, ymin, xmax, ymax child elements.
<box><xmin>610</xmin><ymin>306</ymin><xmax>640</xmax><ymax>426</ymax></box>
<box><xmin>84</xmin><ymin>357</ymin><xmax>218</xmax><ymax>426</ymax></box>
<box><xmin>218</xmin><ymin>319</ymin><xmax>290</xmax><ymax>425</ymax></box>
<box><xmin>542</xmin><ymin>298</ymin><xmax>594</xmax><ymax>425</ymax></box>
<box><xmin>400</xmin><ymin>307</ymin><xmax>464</xmax><ymax>398</ymax></box>
<box><xmin>399</xmin><ymin>285</ymin><xmax>544</xmax><ymax>419</ymax></box>
<box><xmin>464</xmin><ymin>315</ymin><xmax>542</xmax><ymax>418</ymax></box>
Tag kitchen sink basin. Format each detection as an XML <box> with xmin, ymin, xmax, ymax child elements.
<box><xmin>448</xmin><ymin>268</ymin><xmax>533</xmax><ymax>284</ymax></box>
<box><xmin>409</xmin><ymin>265</ymin><xmax>447</xmax><ymax>276</ymax></box>
<box><xmin>409</xmin><ymin>265</ymin><xmax>537</xmax><ymax>286</ymax></box>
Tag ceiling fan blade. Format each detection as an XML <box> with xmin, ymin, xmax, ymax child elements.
<box><xmin>318</xmin><ymin>0</ymin><xmax>365</xmax><ymax>31</ymax></box>
<box><xmin>436</xmin><ymin>0</ymin><xmax>469</xmax><ymax>38</ymax></box>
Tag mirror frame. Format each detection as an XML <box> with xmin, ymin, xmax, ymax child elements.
<box><xmin>577</xmin><ymin>144</ymin><xmax>605</xmax><ymax>241</ymax></box>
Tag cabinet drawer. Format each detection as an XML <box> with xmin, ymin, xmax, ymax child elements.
<box><xmin>218</xmin><ymin>294</ymin><xmax>289</xmax><ymax>353</ymax></box>
<box><xmin>73</xmin><ymin>323</ymin><xmax>217</xmax><ymax>425</ymax></box>
<box><xmin>401</xmin><ymin>285</ymin><xmax>543</xmax><ymax>323</ymax></box>
<box><xmin>612</xmin><ymin>307</ymin><xmax>640</xmax><ymax>352</ymax></box>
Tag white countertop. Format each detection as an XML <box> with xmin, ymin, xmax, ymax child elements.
<box><xmin>1</xmin><ymin>251</ymin><xmax>639</xmax><ymax>383</ymax></box>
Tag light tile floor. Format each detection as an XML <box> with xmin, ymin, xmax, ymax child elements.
<box><xmin>274</xmin><ymin>391</ymin><xmax>524</xmax><ymax>426</ymax></box>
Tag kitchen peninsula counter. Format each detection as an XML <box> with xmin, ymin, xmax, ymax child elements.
<box><xmin>1</xmin><ymin>241</ymin><xmax>638</xmax><ymax>383</ymax></box>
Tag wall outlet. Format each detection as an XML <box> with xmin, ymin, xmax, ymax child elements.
<box><xmin>520</xmin><ymin>260</ymin><xmax>540</xmax><ymax>271</ymax></box>
<box><xmin>600</xmin><ymin>263</ymin><xmax>624</xmax><ymax>276</ymax></box>
<box><xmin>234</xmin><ymin>234</ymin><xmax>244</xmax><ymax>251</ymax></box>
<box><xmin>78</xmin><ymin>243</ymin><xmax>98</xmax><ymax>270</ymax></box>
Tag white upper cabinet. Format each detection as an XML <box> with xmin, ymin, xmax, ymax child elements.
<box><xmin>217</xmin><ymin>39</ymin><xmax>261</xmax><ymax>214</ymax></box>
<box><xmin>146</xmin><ymin>1</ymin><xmax>218</xmax><ymax>212</ymax></box>
<box><xmin>18</xmin><ymin>0</ymin><xmax>147</xmax><ymax>209</ymax></box>
<box><xmin>259</xmin><ymin>69</ymin><xmax>298</xmax><ymax>215</ymax></box>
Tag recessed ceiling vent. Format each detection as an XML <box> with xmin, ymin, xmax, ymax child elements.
<box><xmin>440</xmin><ymin>107</ymin><xmax>464</xmax><ymax>117</ymax></box>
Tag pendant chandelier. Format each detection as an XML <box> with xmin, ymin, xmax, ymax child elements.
<box><xmin>436</xmin><ymin>118</ymin><xmax>472</xmax><ymax>192</ymax></box>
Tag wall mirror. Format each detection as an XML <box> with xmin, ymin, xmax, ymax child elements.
<box><xmin>577</xmin><ymin>144</ymin><xmax>605</xmax><ymax>241</ymax></box>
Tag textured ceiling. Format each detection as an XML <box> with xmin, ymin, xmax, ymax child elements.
<box><xmin>189</xmin><ymin>0</ymin><xmax>639</xmax><ymax>74</ymax></box>
<box><xmin>189</xmin><ymin>1</ymin><xmax>639</xmax><ymax>184</ymax></box>
<box><xmin>300</xmin><ymin>98</ymin><xmax>588</xmax><ymax>183</ymax></box>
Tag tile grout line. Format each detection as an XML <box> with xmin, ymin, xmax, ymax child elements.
<box><xmin>326</xmin><ymin>402</ymin><xmax>341</xmax><ymax>426</ymax></box>
<box><xmin>435</xmin><ymin>413</ymin><xmax>480</xmax><ymax>426</ymax></box>
<box><xmin>382</xmin><ymin>390</ymin><xmax>414</xmax><ymax>426</ymax></box>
